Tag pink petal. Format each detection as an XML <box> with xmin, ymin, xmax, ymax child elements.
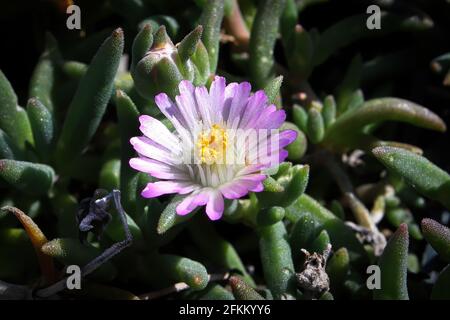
<box><xmin>209</xmin><ymin>76</ymin><xmax>226</xmax><ymax>123</ymax></box>
<box><xmin>176</xmin><ymin>80</ymin><xmax>200</xmax><ymax>130</ymax></box>
<box><xmin>220</xmin><ymin>174</ymin><xmax>266</xmax><ymax>199</ymax></box>
<box><xmin>221</xmin><ymin>82</ymin><xmax>238</xmax><ymax>122</ymax></box>
<box><xmin>205</xmin><ymin>191</ymin><xmax>224</xmax><ymax>220</ymax></box>
<box><xmin>130</xmin><ymin>136</ymin><xmax>178</xmax><ymax>165</ymax></box>
<box><xmin>138</xmin><ymin>115</ymin><xmax>180</xmax><ymax>151</ymax></box>
<box><xmin>141</xmin><ymin>181</ymin><xmax>195</xmax><ymax>198</ymax></box>
<box><xmin>279</xmin><ymin>129</ymin><xmax>298</xmax><ymax>148</ymax></box>
<box><xmin>129</xmin><ymin>157</ymin><xmax>189</xmax><ymax>180</ymax></box>
<box><xmin>194</xmin><ymin>86</ymin><xmax>212</xmax><ymax>127</ymax></box>
<box><xmin>154</xmin><ymin>93</ymin><xmax>189</xmax><ymax>133</ymax></box>
<box><xmin>240</xmin><ymin>90</ymin><xmax>268</xmax><ymax>129</ymax></box>
<box><xmin>176</xmin><ymin>191</ymin><xmax>209</xmax><ymax>216</ymax></box>
<box><xmin>228</xmin><ymin>82</ymin><xmax>251</xmax><ymax>126</ymax></box>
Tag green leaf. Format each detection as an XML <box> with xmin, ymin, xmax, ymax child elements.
<box><xmin>249</xmin><ymin>0</ymin><xmax>286</xmax><ymax>88</ymax></box>
<box><xmin>99</xmin><ymin>158</ymin><xmax>121</xmax><ymax>191</ymax></box>
<box><xmin>262</xmin><ymin>176</ymin><xmax>284</xmax><ymax>192</ymax></box>
<box><xmin>258</xmin><ymin>221</ymin><xmax>296</xmax><ymax>299</ymax></box>
<box><xmin>157</xmin><ymin>195</ymin><xmax>197</xmax><ymax>234</ymax></box>
<box><xmin>0</xmin><ymin>70</ymin><xmax>34</xmax><ymax>150</ymax></box>
<box><xmin>293</xmin><ymin>104</ymin><xmax>308</xmax><ymax>132</ymax></box>
<box><xmin>431</xmin><ymin>264</ymin><xmax>450</xmax><ymax>300</ymax></box>
<box><xmin>336</xmin><ymin>55</ymin><xmax>362</xmax><ymax>113</ymax></box>
<box><xmin>41</xmin><ymin>238</ymin><xmax>117</xmax><ymax>281</ymax></box>
<box><xmin>329</xmin><ymin>200</ymin><xmax>345</xmax><ymax>220</ymax></box>
<box><xmin>61</xmin><ymin>61</ymin><xmax>88</xmax><ymax>80</ymax></box>
<box><xmin>328</xmin><ymin>98</ymin><xmax>446</xmax><ymax>136</ymax></box>
<box><xmin>322</xmin><ymin>95</ymin><xmax>336</xmax><ymax>128</ymax></box>
<box><xmin>154</xmin><ymin>57</ymin><xmax>185</xmax><ymax>98</ymax></box>
<box><xmin>115</xmin><ymin>90</ymin><xmax>140</xmax><ymax>215</ymax></box>
<box><xmin>372</xmin><ymin>147</ymin><xmax>450</xmax><ymax>209</ymax></box>
<box><xmin>178</xmin><ymin>26</ymin><xmax>203</xmax><ymax>62</ymax></box>
<box><xmin>191</xmin><ymin>41</ymin><xmax>211</xmax><ymax>86</ymax></box>
<box><xmin>199</xmin><ymin>0</ymin><xmax>225</xmax><ymax>74</ymax></box>
<box><xmin>0</xmin><ymin>160</ymin><xmax>54</xmax><ymax>196</ymax></box>
<box><xmin>56</xmin><ymin>28</ymin><xmax>124</xmax><ymax>168</ymax></box>
<box><xmin>263</xmin><ymin>76</ymin><xmax>283</xmax><ymax>105</ymax></box>
<box><xmin>310</xmin><ymin>229</ymin><xmax>330</xmax><ymax>253</ymax></box>
<box><xmin>229</xmin><ymin>276</ymin><xmax>265</xmax><ymax>300</ymax></box>
<box><xmin>258</xmin><ymin>164</ymin><xmax>309</xmax><ymax>208</ymax></box>
<box><xmin>199</xmin><ymin>284</ymin><xmax>235</xmax><ymax>300</ymax></box>
<box><xmin>286</xmin><ymin>194</ymin><xmax>366</xmax><ymax>261</ymax></box>
<box><xmin>346</xmin><ymin>89</ymin><xmax>364</xmax><ymax>111</ymax></box>
<box><xmin>29</xmin><ymin>33</ymin><xmax>61</xmax><ymax>113</ymax></box>
<box><xmin>324</xmin><ymin>98</ymin><xmax>446</xmax><ymax>151</ymax></box>
<box><xmin>26</xmin><ymin>98</ymin><xmax>55</xmax><ymax>161</ymax></box>
<box><xmin>286</xmin><ymin>24</ymin><xmax>314</xmax><ymax>78</ymax></box>
<box><xmin>50</xmin><ymin>192</ymin><xmax>79</xmax><ymax>238</ymax></box>
<box><xmin>131</xmin><ymin>24</ymin><xmax>153</xmax><ymax>74</ymax></box>
<box><xmin>257</xmin><ymin>206</ymin><xmax>285</xmax><ymax>226</ymax></box>
<box><xmin>188</xmin><ymin>215</ymin><xmax>255</xmax><ymax>286</ymax></box>
<box><xmin>0</xmin><ymin>129</ymin><xmax>19</xmax><ymax>159</ymax></box>
<box><xmin>282</xmin><ymin>164</ymin><xmax>310</xmax><ymax>207</ymax></box>
<box><xmin>374</xmin><ymin>223</ymin><xmax>409</xmax><ymax>300</ymax></box>
<box><xmin>326</xmin><ymin>247</ymin><xmax>350</xmax><ymax>294</ymax></box>
<box><xmin>280</xmin><ymin>0</ymin><xmax>298</xmax><ymax>44</ymax></box>
<box><xmin>139</xmin><ymin>15</ymin><xmax>179</xmax><ymax>39</ymax></box>
<box><xmin>157</xmin><ymin>254</ymin><xmax>209</xmax><ymax>291</ymax></box>
<box><xmin>281</xmin><ymin>122</ymin><xmax>307</xmax><ymax>161</ymax></box>
<box><xmin>105</xmin><ymin>204</ymin><xmax>143</xmax><ymax>243</ymax></box>
<box><xmin>289</xmin><ymin>213</ymin><xmax>317</xmax><ymax>261</ymax></box>
<box><xmin>421</xmin><ymin>218</ymin><xmax>450</xmax><ymax>262</ymax></box>
<box><xmin>307</xmin><ymin>107</ymin><xmax>325</xmax><ymax>144</ymax></box>
<box><xmin>386</xmin><ymin>208</ymin><xmax>422</xmax><ymax>240</ymax></box>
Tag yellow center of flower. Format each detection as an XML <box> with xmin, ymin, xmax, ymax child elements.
<box><xmin>197</xmin><ymin>124</ymin><xmax>228</xmax><ymax>164</ymax></box>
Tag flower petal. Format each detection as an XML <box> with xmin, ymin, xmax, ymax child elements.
<box><xmin>154</xmin><ymin>93</ymin><xmax>190</xmax><ymax>135</ymax></box>
<box><xmin>176</xmin><ymin>80</ymin><xmax>200</xmax><ymax>130</ymax></box>
<box><xmin>138</xmin><ymin>115</ymin><xmax>181</xmax><ymax>152</ymax></box>
<box><xmin>130</xmin><ymin>136</ymin><xmax>179</xmax><ymax>165</ymax></box>
<box><xmin>209</xmin><ymin>76</ymin><xmax>226</xmax><ymax>123</ymax></box>
<box><xmin>176</xmin><ymin>191</ymin><xmax>209</xmax><ymax>215</ymax></box>
<box><xmin>141</xmin><ymin>181</ymin><xmax>196</xmax><ymax>198</ymax></box>
<box><xmin>240</xmin><ymin>90</ymin><xmax>267</xmax><ymax>129</ymax></box>
<box><xmin>205</xmin><ymin>191</ymin><xmax>224</xmax><ymax>220</ymax></box>
<box><xmin>129</xmin><ymin>157</ymin><xmax>189</xmax><ymax>180</ymax></box>
<box><xmin>194</xmin><ymin>86</ymin><xmax>213</xmax><ymax>127</ymax></box>
<box><xmin>228</xmin><ymin>82</ymin><xmax>251</xmax><ymax>127</ymax></box>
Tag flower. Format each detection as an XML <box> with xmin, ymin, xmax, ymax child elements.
<box><xmin>129</xmin><ymin>77</ymin><xmax>297</xmax><ymax>220</ymax></box>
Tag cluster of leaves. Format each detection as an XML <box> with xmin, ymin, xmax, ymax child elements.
<box><xmin>0</xmin><ymin>0</ymin><xmax>449</xmax><ymax>300</ymax></box>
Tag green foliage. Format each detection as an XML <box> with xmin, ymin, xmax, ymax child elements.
<box><xmin>374</xmin><ymin>224</ymin><xmax>409</xmax><ymax>300</ymax></box>
<box><xmin>0</xmin><ymin>0</ymin><xmax>449</xmax><ymax>301</ymax></box>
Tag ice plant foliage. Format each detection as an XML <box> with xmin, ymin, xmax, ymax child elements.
<box><xmin>129</xmin><ymin>77</ymin><xmax>297</xmax><ymax>220</ymax></box>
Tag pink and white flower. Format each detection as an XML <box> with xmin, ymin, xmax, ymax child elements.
<box><xmin>129</xmin><ymin>77</ymin><xmax>297</xmax><ymax>220</ymax></box>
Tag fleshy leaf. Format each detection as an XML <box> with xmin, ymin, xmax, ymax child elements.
<box><xmin>374</xmin><ymin>224</ymin><xmax>409</xmax><ymax>300</ymax></box>
<box><xmin>56</xmin><ymin>28</ymin><xmax>124</xmax><ymax>168</ymax></box>
<box><xmin>229</xmin><ymin>276</ymin><xmax>265</xmax><ymax>300</ymax></box>
<box><xmin>0</xmin><ymin>160</ymin><xmax>54</xmax><ymax>196</ymax></box>
<box><xmin>372</xmin><ymin>147</ymin><xmax>450</xmax><ymax>209</ymax></box>
<box><xmin>421</xmin><ymin>218</ymin><xmax>450</xmax><ymax>262</ymax></box>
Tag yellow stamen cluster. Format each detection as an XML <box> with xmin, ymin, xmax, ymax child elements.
<box><xmin>197</xmin><ymin>124</ymin><xmax>228</xmax><ymax>164</ymax></box>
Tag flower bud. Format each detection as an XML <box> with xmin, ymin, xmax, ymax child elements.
<box><xmin>132</xmin><ymin>25</ymin><xmax>207</xmax><ymax>100</ymax></box>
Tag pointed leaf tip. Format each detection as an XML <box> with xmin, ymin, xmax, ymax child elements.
<box><xmin>421</xmin><ymin>218</ymin><xmax>450</xmax><ymax>262</ymax></box>
<box><xmin>374</xmin><ymin>223</ymin><xmax>409</xmax><ymax>300</ymax></box>
<box><xmin>372</xmin><ymin>146</ymin><xmax>450</xmax><ymax>209</ymax></box>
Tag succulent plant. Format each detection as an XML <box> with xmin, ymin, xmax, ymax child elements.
<box><xmin>0</xmin><ymin>0</ymin><xmax>449</xmax><ymax>301</ymax></box>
